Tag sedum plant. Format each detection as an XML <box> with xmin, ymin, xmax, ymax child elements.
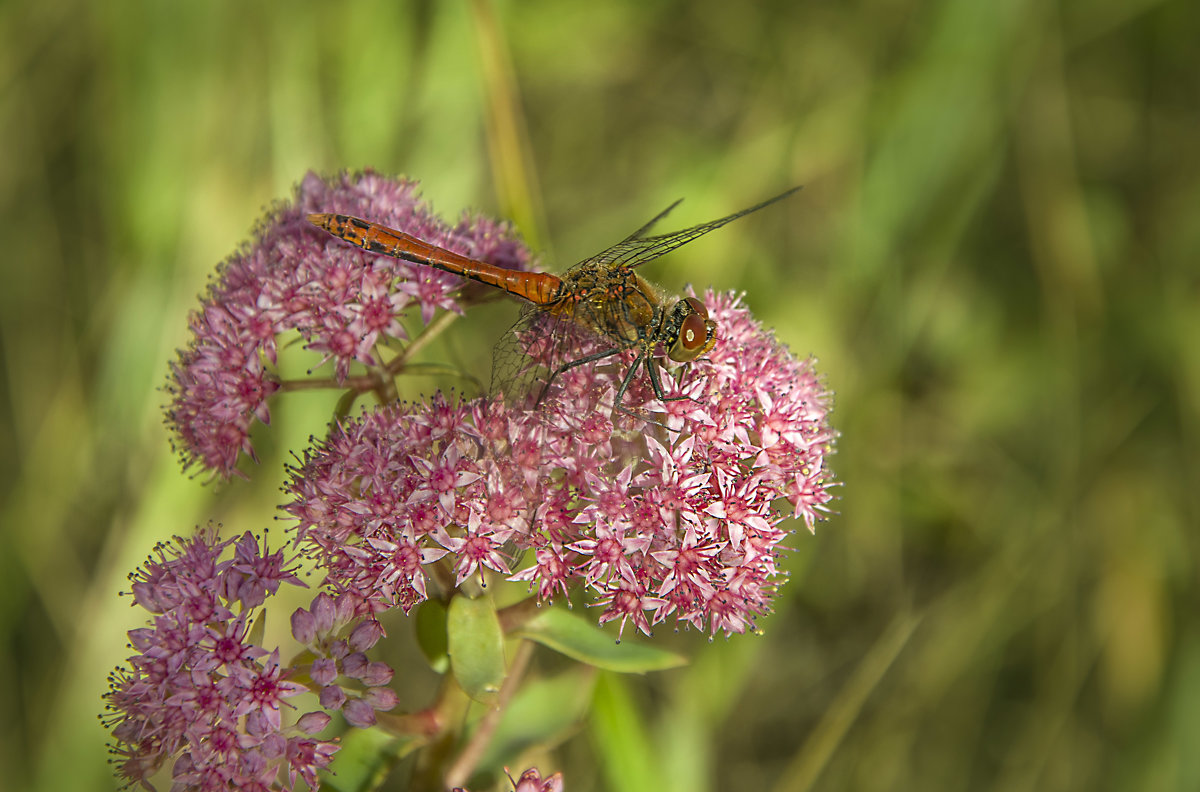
<box><xmin>103</xmin><ymin>171</ymin><xmax>836</xmax><ymax>792</ymax></box>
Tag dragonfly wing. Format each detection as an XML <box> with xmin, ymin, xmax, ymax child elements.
<box><xmin>491</xmin><ymin>305</ymin><xmax>588</xmax><ymax>403</ymax></box>
<box><xmin>491</xmin><ymin>301</ymin><xmax>631</xmax><ymax>408</ymax></box>
<box><xmin>583</xmin><ymin>186</ymin><xmax>802</xmax><ymax>271</ymax></box>
<box><xmin>617</xmin><ymin>198</ymin><xmax>684</xmax><ymax>243</ymax></box>
<box><xmin>490</xmin><ymin>306</ymin><xmax>546</xmax><ymax>404</ymax></box>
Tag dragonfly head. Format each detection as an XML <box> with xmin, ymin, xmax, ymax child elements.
<box><xmin>667</xmin><ymin>297</ymin><xmax>717</xmax><ymax>363</ymax></box>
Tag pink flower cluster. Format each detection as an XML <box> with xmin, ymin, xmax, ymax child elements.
<box><xmin>285</xmin><ymin>289</ymin><xmax>836</xmax><ymax>639</ymax></box>
<box><xmin>507</xmin><ymin>767</ymin><xmax>564</xmax><ymax>792</ymax></box>
<box><xmin>103</xmin><ymin>527</ymin><xmax>341</xmax><ymax>791</ymax></box>
<box><xmin>455</xmin><ymin>767</ymin><xmax>564</xmax><ymax>792</ymax></box>
<box><xmin>165</xmin><ymin>171</ymin><xmax>530</xmax><ymax>479</ymax></box>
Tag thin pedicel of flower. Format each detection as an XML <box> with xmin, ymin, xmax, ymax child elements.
<box><xmin>165</xmin><ymin>170</ymin><xmax>532</xmax><ymax>479</ymax></box>
<box><xmin>284</xmin><ymin>288</ymin><xmax>837</xmax><ymax>638</ymax></box>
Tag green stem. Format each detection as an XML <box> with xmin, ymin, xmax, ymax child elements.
<box><xmin>406</xmin><ymin>671</ymin><xmax>473</xmax><ymax>792</ymax></box>
<box><xmin>384</xmin><ymin>309</ymin><xmax>461</xmax><ymax>377</ymax></box>
<box><xmin>497</xmin><ymin>596</ymin><xmax>542</xmax><ymax>634</ymax></box>
<box><xmin>443</xmin><ymin>639</ymin><xmax>536</xmax><ymax>789</ymax></box>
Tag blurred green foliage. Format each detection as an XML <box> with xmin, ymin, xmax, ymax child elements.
<box><xmin>2</xmin><ymin>0</ymin><xmax>1197</xmax><ymax>790</ymax></box>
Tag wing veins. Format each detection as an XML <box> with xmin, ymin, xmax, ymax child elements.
<box><xmin>581</xmin><ymin>186</ymin><xmax>802</xmax><ymax>271</ymax></box>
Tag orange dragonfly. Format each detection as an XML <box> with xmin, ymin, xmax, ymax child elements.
<box><xmin>307</xmin><ymin>186</ymin><xmax>799</xmax><ymax>409</ymax></box>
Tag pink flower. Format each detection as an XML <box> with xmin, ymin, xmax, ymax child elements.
<box><xmin>286</xmin><ymin>593</ymin><xmax>399</xmax><ymax>725</ymax></box>
<box><xmin>103</xmin><ymin>527</ymin><xmax>341</xmax><ymax>791</ymax></box>
<box><xmin>285</xmin><ymin>289</ymin><xmax>837</xmax><ymax>638</ymax></box>
<box><xmin>509</xmin><ymin>767</ymin><xmax>565</xmax><ymax>792</ymax></box>
<box><xmin>453</xmin><ymin>767</ymin><xmax>565</xmax><ymax>792</ymax></box>
<box><xmin>165</xmin><ymin>171</ymin><xmax>531</xmax><ymax>479</ymax></box>
<box><xmin>141</xmin><ymin>172</ymin><xmax>833</xmax><ymax>791</ymax></box>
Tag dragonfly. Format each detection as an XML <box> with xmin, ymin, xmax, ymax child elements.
<box><xmin>307</xmin><ymin>186</ymin><xmax>799</xmax><ymax>411</ymax></box>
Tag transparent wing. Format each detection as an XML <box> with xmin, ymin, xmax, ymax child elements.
<box><xmin>582</xmin><ymin>186</ymin><xmax>802</xmax><ymax>271</ymax></box>
<box><xmin>615</xmin><ymin>198</ymin><xmax>684</xmax><ymax>243</ymax></box>
<box><xmin>490</xmin><ymin>305</ymin><xmax>617</xmax><ymax>407</ymax></box>
<box><xmin>489</xmin><ymin>306</ymin><xmax>551</xmax><ymax>405</ymax></box>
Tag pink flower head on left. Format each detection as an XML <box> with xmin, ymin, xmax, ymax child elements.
<box><xmin>164</xmin><ymin>171</ymin><xmax>531</xmax><ymax>479</ymax></box>
<box><xmin>103</xmin><ymin>527</ymin><xmax>349</xmax><ymax>791</ymax></box>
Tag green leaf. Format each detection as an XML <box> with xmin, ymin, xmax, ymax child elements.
<box><xmin>333</xmin><ymin>388</ymin><xmax>360</xmax><ymax>421</ymax></box>
<box><xmin>447</xmin><ymin>594</ymin><xmax>506</xmax><ymax>705</ymax></box>
<box><xmin>323</xmin><ymin>727</ymin><xmax>415</xmax><ymax>792</ymax></box>
<box><xmin>515</xmin><ymin>607</ymin><xmax>687</xmax><ymax>673</ymax></box>
<box><xmin>415</xmin><ymin>599</ymin><xmax>450</xmax><ymax>673</ymax></box>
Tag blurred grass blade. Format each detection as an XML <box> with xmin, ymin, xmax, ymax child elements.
<box><xmin>468</xmin><ymin>0</ymin><xmax>545</xmax><ymax>247</ymax></box>
<box><xmin>591</xmin><ymin>672</ymin><xmax>664</xmax><ymax>792</ymax></box>
<box><xmin>775</xmin><ymin>611</ymin><xmax>921</xmax><ymax>792</ymax></box>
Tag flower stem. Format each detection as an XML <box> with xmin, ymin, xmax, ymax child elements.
<box><xmin>275</xmin><ymin>374</ymin><xmax>378</xmax><ymax>392</ymax></box>
<box><xmin>443</xmin><ymin>639</ymin><xmax>535</xmax><ymax>789</ymax></box>
<box><xmin>385</xmin><ymin>309</ymin><xmax>461</xmax><ymax>377</ymax></box>
<box><xmin>273</xmin><ymin>308</ymin><xmax>465</xmax><ymax>403</ymax></box>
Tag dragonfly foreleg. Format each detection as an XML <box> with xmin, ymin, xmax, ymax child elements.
<box><xmin>643</xmin><ymin>355</ymin><xmax>694</xmax><ymax>404</ymax></box>
<box><xmin>604</xmin><ymin>354</ymin><xmax>693</xmax><ymax>430</ymax></box>
<box><xmin>534</xmin><ymin>345</ymin><xmax>625</xmax><ymax>407</ymax></box>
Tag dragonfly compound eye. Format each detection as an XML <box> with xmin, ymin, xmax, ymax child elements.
<box><xmin>683</xmin><ymin>296</ymin><xmax>709</xmax><ymax>319</ymax></box>
<box><xmin>668</xmin><ymin>299</ymin><xmax>717</xmax><ymax>362</ymax></box>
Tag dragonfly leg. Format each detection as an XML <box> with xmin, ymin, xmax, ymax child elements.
<box><xmin>534</xmin><ymin>346</ymin><xmax>625</xmax><ymax>406</ymax></box>
<box><xmin>643</xmin><ymin>356</ymin><xmax>695</xmax><ymax>404</ymax></box>
<box><xmin>612</xmin><ymin>354</ymin><xmax>648</xmax><ymax>409</ymax></box>
<box><xmin>610</xmin><ymin>356</ymin><xmax>670</xmax><ymax>429</ymax></box>
<box><xmin>605</xmin><ymin>356</ymin><xmax>695</xmax><ymax>431</ymax></box>
<box><xmin>535</xmin><ymin>346</ymin><xmax>691</xmax><ymax>431</ymax></box>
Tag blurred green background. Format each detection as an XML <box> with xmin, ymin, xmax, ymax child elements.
<box><xmin>3</xmin><ymin>0</ymin><xmax>1198</xmax><ymax>790</ymax></box>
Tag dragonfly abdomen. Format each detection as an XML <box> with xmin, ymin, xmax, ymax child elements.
<box><xmin>308</xmin><ymin>213</ymin><xmax>560</xmax><ymax>305</ymax></box>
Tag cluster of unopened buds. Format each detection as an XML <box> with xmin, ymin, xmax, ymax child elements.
<box><xmin>104</xmin><ymin>170</ymin><xmax>836</xmax><ymax>791</ymax></box>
